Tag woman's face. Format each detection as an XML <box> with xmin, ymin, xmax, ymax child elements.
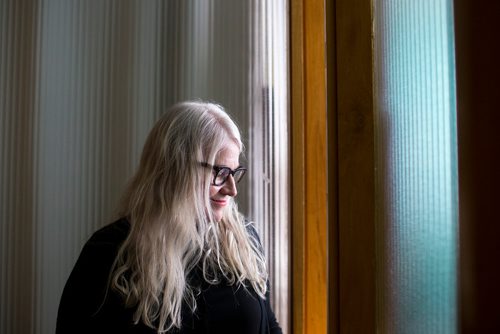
<box><xmin>208</xmin><ymin>141</ymin><xmax>241</xmax><ymax>222</ymax></box>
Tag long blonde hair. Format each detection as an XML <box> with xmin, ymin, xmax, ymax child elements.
<box><xmin>111</xmin><ymin>101</ymin><xmax>268</xmax><ymax>333</ymax></box>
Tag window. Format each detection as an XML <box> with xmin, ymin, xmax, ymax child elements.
<box><xmin>373</xmin><ymin>1</ymin><xmax>458</xmax><ymax>332</ymax></box>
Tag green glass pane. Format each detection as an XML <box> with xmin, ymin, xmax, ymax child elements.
<box><xmin>374</xmin><ymin>0</ymin><xmax>458</xmax><ymax>333</ymax></box>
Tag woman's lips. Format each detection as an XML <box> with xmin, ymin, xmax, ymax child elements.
<box><xmin>211</xmin><ymin>199</ymin><xmax>227</xmax><ymax>207</ymax></box>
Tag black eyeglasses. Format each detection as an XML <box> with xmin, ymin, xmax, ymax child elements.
<box><xmin>201</xmin><ymin>162</ymin><xmax>247</xmax><ymax>186</ymax></box>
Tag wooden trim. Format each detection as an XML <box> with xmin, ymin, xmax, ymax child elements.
<box><xmin>291</xmin><ymin>0</ymin><xmax>328</xmax><ymax>333</ymax></box>
<box><xmin>335</xmin><ymin>0</ymin><xmax>376</xmax><ymax>332</ymax></box>
<box><xmin>291</xmin><ymin>1</ymin><xmax>376</xmax><ymax>332</ymax></box>
<box><xmin>325</xmin><ymin>0</ymin><xmax>339</xmax><ymax>332</ymax></box>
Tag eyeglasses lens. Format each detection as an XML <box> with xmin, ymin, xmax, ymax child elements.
<box><xmin>214</xmin><ymin>167</ymin><xmax>245</xmax><ymax>186</ymax></box>
<box><xmin>215</xmin><ymin>168</ymin><xmax>230</xmax><ymax>185</ymax></box>
<box><xmin>234</xmin><ymin>169</ymin><xmax>245</xmax><ymax>183</ymax></box>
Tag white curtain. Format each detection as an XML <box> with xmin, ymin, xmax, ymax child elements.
<box><xmin>0</xmin><ymin>1</ymin><xmax>289</xmax><ymax>333</ymax></box>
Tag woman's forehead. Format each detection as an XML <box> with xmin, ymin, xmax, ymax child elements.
<box><xmin>215</xmin><ymin>141</ymin><xmax>241</xmax><ymax>166</ymax></box>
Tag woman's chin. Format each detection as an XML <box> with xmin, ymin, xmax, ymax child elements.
<box><xmin>210</xmin><ymin>200</ymin><xmax>228</xmax><ymax>222</ymax></box>
<box><xmin>212</xmin><ymin>210</ymin><xmax>223</xmax><ymax>222</ymax></box>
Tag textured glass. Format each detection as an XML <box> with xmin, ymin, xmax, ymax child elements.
<box><xmin>373</xmin><ymin>0</ymin><xmax>458</xmax><ymax>333</ymax></box>
<box><xmin>0</xmin><ymin>1</ymin><xmax>289</xmax><ymax>333</ymax></box>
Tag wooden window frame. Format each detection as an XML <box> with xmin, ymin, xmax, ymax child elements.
<box><xmin>290</xmin><ymin>0</ymin><xmax>328</xmax><ymax>333</ymax></box>
<box><xmin>291</xmin><ymin>0</ymin><xmax>375</xmax><ymax>333</ymax></box>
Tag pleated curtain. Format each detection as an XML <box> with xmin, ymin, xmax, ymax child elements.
<box><xmin>0</xmin><ymin>1</ymin><xmax>289</xmax><ymax>333</ymax></box>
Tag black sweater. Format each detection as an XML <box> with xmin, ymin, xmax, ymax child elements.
<box><xmin>56</xmin><ymin>218</ymin><xmax>282</xmax><ymax>334</ymax></box>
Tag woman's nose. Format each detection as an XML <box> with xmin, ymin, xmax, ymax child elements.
<box><xmin>221</xmin><ymin>175</ymin><xmax>238</xmax><ymax>197</ymax></box>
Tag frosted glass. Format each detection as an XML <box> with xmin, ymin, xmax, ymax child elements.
<box><xmin>373</xmin><ymin>0</ymin><xmax>458</xmax><ymax>333</ymax></box>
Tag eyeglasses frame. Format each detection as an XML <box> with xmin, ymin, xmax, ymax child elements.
<box><xmin>200</xmin><ymin>162</ymin><xmax>247</xmax><ymax>186</ymax></box>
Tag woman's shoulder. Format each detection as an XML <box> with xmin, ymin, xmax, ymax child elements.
<box><xmin>87</xmin><ymin>217</ymin><xmax>131</xmax><ymax>246</ymax></box>
<box><xmin>56</xmin><ymin>218</ymin><xmax>132</xmax><ymax>332</ymax></box>
<box><xmin>66</xmin><ymin>218</ymin><xmax>131</xmax><ymax>283</ymax></box>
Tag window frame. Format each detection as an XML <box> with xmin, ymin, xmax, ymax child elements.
<box><xmin>291</xmin><ymin>0</ymin><xmax>376</xmax><ymax>333</ymax></box>
<box><xmin>290</xmin><ymin>0</ymin><xmax>329</xmax><ymax>333</ymax></box>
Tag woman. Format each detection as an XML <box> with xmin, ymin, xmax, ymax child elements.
<box><xmin>56</xmin><ymin>101</ymin><xmax>282</xmax><ymax>333</ymax></box>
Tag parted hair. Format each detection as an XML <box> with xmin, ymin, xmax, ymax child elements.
<box><xmin>110</xmin><ymin>101</ymin><xmax>268</xmax><ymax>333</ymax></box>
